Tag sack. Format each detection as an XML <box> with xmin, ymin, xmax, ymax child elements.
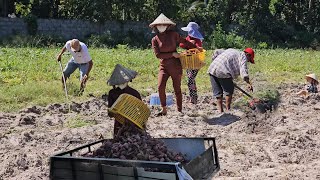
<box><xmin>175</xmin><ymin>163</ymin><xmax>193</xmax><ymax>180</ymax></box>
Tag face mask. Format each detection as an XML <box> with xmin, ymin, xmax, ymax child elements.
<box><xmin>157</xmin><ymin>25</ymin><xmax>168</xmax><ymax>33</ymax></box>
<box><xmin>115</xmin><ymin>82</ymin><xmax>128</xmax><ymax>90</ymax></box>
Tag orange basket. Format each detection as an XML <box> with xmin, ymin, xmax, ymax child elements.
<box><xmin>108</xmin><ymin>94</ymin><xmax>150</xmax><ymax>129</ymax></box>
<box><xmin>179</xmin><ymin>48</ymin><xmax>206</xmax><ymax>70</ymax></box>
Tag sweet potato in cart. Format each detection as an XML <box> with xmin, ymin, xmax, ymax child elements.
<box><xmin>50</xmin><ymin>139</ymin><xmax>219</xmax><ymax>179</ymax></box>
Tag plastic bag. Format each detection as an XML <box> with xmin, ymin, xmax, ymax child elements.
<box><xmin>175</xmin><ymin>163</ymin><xmax>193</xmax><ymax>180</ymax></box>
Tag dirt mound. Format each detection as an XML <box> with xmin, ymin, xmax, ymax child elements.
<box><xmin>0</xmin><ymin>85</ymin><xmax>320</xmax><ymax>179</ymax></box>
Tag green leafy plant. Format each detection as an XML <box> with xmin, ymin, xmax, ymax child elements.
<box><xmin>14</xmin><ymin>1</ymin><xmax>32</xmax><ymax>16</ymax></box>
<box><xmin>209</xmin><ymin>22</ymin><xmax>247</xmax><ymax>49</ymax></box>
<box><xmin>23</xmin><ymin>14</ymin><xmax>38</xmax><ymax>35</ymax></box>
<box><xmin>0</xmin><ymin>35</ymin><xmax>64</xmax><ymax>47</ymax></box>
<box><xmin>255</xmin><ymin>88</ymin><xmax>280</xmax><ymax>106</ymax></box>
<box><xmin>86</xmin><ymin>31</ymin><xmax>116</xmax><ymax>48</ymax></box>
<box><xmin>258</xmin><ymin>42</ymin><xmax>269</xmax><ymax>49</ymax></box>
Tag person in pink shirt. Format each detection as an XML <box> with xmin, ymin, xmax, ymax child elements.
<box><xmin>179</xmin><ymin>22</ymin><xmax>204</xmax><ymax>104</ymax></box>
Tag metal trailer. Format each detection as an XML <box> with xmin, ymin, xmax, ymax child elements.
<box><xmin>50</xmin><ymin>137</ymin><xmax>220</xmax><ymax>180</ymax></box>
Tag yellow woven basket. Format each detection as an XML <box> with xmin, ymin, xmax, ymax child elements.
<box><xmin>179</xmin><ymin>48</ymin><xmax>206</xmax><ymax>70</ymax></box>
<box><xmin>109</xmin><ymin>93</ymin><xmax>150</xmax><ymax>129</ymax></box>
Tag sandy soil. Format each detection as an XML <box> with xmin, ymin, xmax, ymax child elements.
<box><xmin>0</xmin><ymin>84</ymin><xmax>320</xmax><ymax>180</ymax></box>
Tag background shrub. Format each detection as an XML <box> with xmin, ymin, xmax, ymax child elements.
<box><xmin>23</xmin><ymin>14</ymin><xmax>38</xmax><ymax>36</ymax></box>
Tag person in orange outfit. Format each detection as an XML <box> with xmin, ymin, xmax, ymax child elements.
<box><xmin>149</xmin><ymin>13</ymin><xmax>198</xmax><ymax>116</ymax></box>
<box><xmin>179</xmin><ymin>22</ymin><xmax>204</xmax><ymax>104</ymax></box>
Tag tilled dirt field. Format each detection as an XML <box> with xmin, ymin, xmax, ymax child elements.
<box><xmin>0</xmin><ymin>84</ymin><xmax>320</xmax><ymax>180</ymax></box>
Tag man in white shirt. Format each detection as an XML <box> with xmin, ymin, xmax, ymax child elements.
<box><xmin>57</xmin><ymin>39</ymin><xmax>93</xmax><ymax>91</ymax></box>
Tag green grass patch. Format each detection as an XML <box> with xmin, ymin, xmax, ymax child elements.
<box><xmin>65</xmin><ymin>115</ymin><xmax>97</xmax><ymax>128</ymax></box>
<box><xmin>0</xmin><ymin>47</ymin><xmax>319</xmax><ymax>112</ymax></box>
<box><xmin>251</xmin><ymin>49</ymin><xmax>320</xmax><ymax>84</ymax></box>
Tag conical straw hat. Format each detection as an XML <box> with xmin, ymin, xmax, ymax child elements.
<box><xmin>149</xmin><ymin>13</ymin><xmax>176</xmax><ymax>28</ymax></box>
<box><xmin>107</xmin><ymin>64</ymin><xmax>138</xmax><ymax>86</ymax></box>
<box><xmin>305</xmin><ymin>73</ymin><xmax>318</xmax><ymax>84</ymax></box>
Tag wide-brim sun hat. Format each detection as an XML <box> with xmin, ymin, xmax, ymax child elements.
<box><xmin>181</xmin><ymin>22</ymin><xmax>204</xmax><ymax>40</ymax></box>
<box><xmin>107</xmin><ymin>64</ymin><xmax>138</xmax><ymax>86</ymax></box>
<box><xmin>244</xmin><ymin>48</ymin><xmax>255</xmax><ymax>64</ymax></box>
<box><xmin>305</xmin><ymin>73</ymin><xmax>318</xmax><ymax>84</ymax></box>
<box><xmin>149</xmin><ymin>13</ymin><xmax>176</xmax><ymax>28</ymax></box>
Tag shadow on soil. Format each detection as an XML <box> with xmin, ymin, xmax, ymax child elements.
<box><xmin>205</xmin><ymin>113</ymin><xmax>241</xmax><ymax>126</ymax></box>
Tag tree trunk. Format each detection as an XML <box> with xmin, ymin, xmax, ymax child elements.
<box><xmin>53</xmin><ymin>0</ymin><xmax>59</xmax><ymax>18</ymax></box>
<box><xmin>1</xmin><ymin>0</ymin><xmax>14</xmax><ymax>17</ymax></box>
<box><xmin>309</xmin><ymin>0</ymin><xmax>314</xmax><ymax>10</ymax></box>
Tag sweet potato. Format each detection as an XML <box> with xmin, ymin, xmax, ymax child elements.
<box><xmin>83</xmin><ymin>124</ymin><xmax>187</xmax><ymax>163</ymax></box>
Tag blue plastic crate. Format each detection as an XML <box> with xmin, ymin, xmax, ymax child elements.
<box><xmin>150</xmin><ymin>93</ymin><xmax>174</xmax><ymax>106</ymax></box>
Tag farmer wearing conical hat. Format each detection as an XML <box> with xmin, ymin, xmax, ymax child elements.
<box><xmin>56</xmin><ymin>39</ymin><xmax>93</xmax><ymax>92</ymax></box>
<box><xmin>179</xmin><ymin>22</ymin><xmax>204</xmax><ymax>104</ymax></box>
<box><xmin>149</xmin><ymin>13</ymin><xmax>200</xmax><ymax>116</ymax></box>
<box><xmin>296</xmin><ymin>73</ymin><xmax>318</xmax><ymax>96</ymax></box>
<box><xmin>107</xmin><ymin>64</ymin><xmax>142</xmax><ymax>136</ymax></box>
<box><xmin>208</xmin><ymin>48</ymin><xmax>255</xmax><ymax>113</ymax></box>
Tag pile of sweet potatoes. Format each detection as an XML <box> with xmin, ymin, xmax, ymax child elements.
<box><xmin>83</xmin><ymin>124</ymin><xmax>186</xmax><ymax>163</ymax></box>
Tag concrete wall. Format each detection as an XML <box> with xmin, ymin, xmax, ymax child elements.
<box><xmin>0</xmin><ymin>17</ymin><xmax>153</xmax><ymax>40</ymax></box>
<box><xmin>0</xmin><ymin>17</ymin><xmax>27</xmax><ymax>37</ymax></box>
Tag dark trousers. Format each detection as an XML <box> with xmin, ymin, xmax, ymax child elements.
<box><xmin>158</xmin><ymin>59</ymin><xmax>183</xmax><ymax>112</ymax></box>
<box><xmin>209</xmin><ymin>74</ymin><xmax>234</xmax><ymax>97</ymax></box>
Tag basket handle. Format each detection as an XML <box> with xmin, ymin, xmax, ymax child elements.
<box><xmin>187</xmin><ymin>48</ymin><xmax>200</xmax><ymax>54</ymax></box>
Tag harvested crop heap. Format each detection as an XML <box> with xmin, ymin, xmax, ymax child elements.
<box><xmin>83</xmin><ymin>123</ymin><xmax>187</xmax><ymax>163</ymax></box>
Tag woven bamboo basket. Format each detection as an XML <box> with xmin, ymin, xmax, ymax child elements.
<box><xmin>179</xmin><ymin>48</ymin><xmax>206</xmax><ymax>70</ymax></box>
<box><xmin>109</xmin><ymin>94</ymin><xmax>150</xmax><ymax>129</ymax></box>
